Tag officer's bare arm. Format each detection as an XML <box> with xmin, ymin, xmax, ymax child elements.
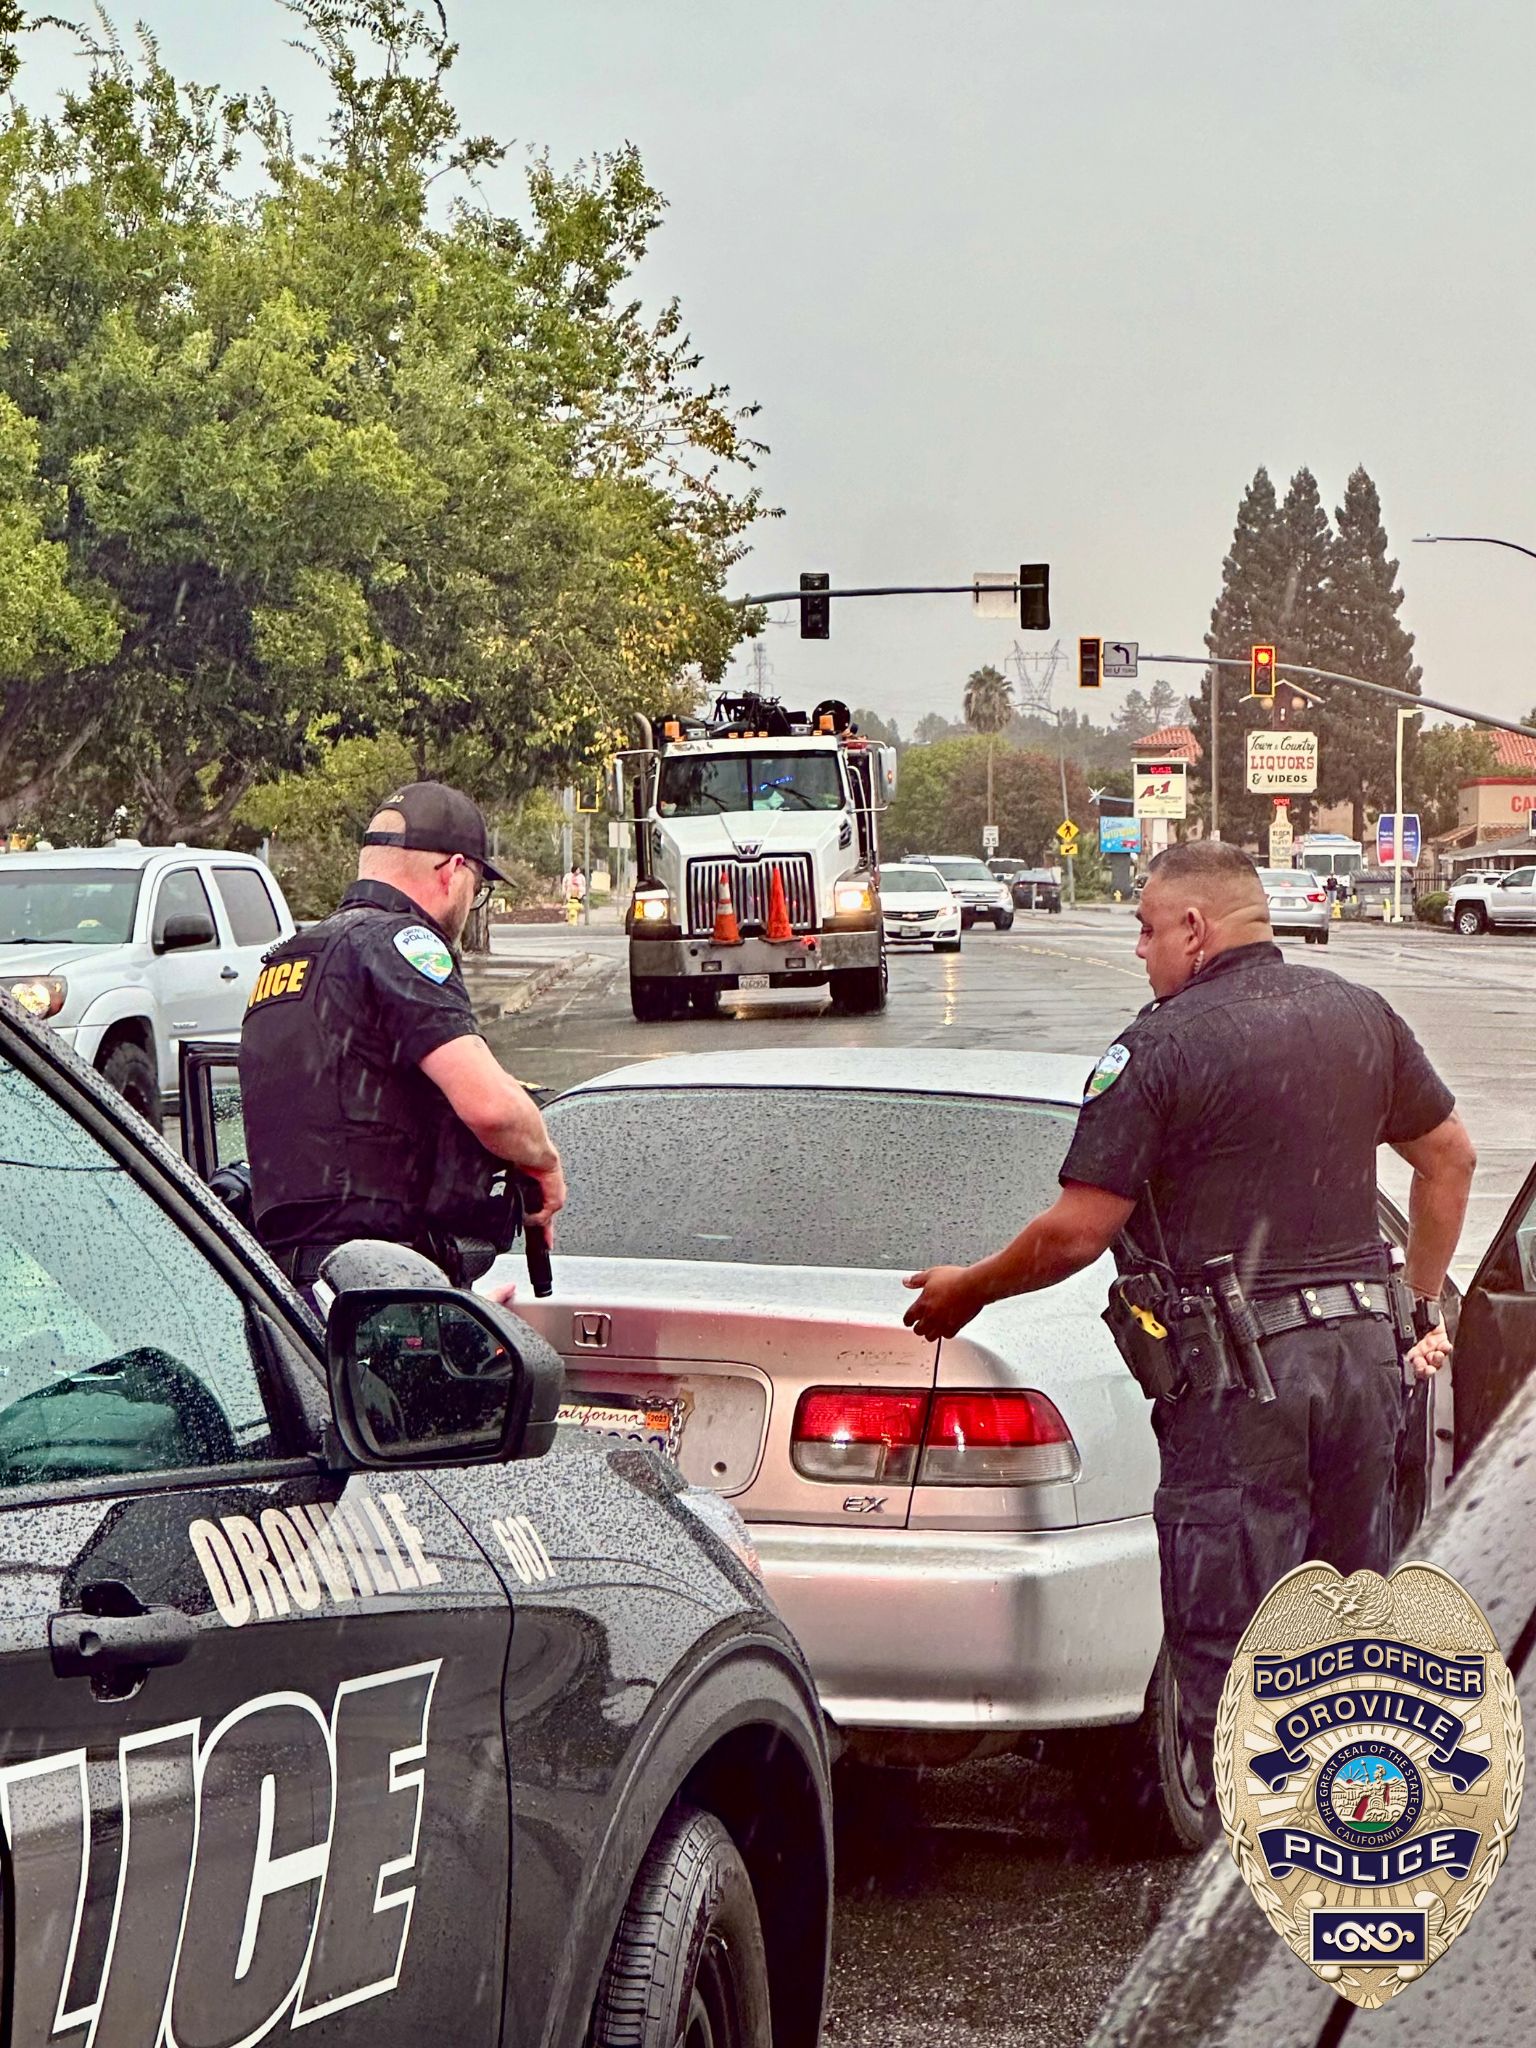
<box><xmin>1391</xmin><ymin>1111</ymin><xmax>1476</xmax><ymax>1300</ymax></box>
<box><xmin>419</xmin><ymin>1036</ymin><xmax>565</xmax><ymax>1222</ymax></box>
<box><xmin>904</xmin><ymin>1182</ymin><xmax>1135</xmax><ymax>1340</ymax></box>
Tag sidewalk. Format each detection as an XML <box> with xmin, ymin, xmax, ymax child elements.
<box><xmin>460</xmin><ymin>951</ymin><xmax>589</xmax><ymax>1029</ymax></box>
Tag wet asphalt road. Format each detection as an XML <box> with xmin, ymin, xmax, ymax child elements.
<box><xmin>481</xmin><ymin>910</ymin><xmax>1534</xmax><ymax>2047</ymax></box>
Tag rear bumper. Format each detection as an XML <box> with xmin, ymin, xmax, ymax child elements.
<box><xmin>629</xmin><ymin>932</ymin><xmax>879</xmax><ymax>982</ymax></box>
<box><xmin>752</xmin><ymin>1516</ymin><xmax>1159</xmax><ymax>1732</ymax></box>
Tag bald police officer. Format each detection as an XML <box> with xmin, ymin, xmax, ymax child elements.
<box><xmin>903</xmin><ymin>841</ymin><xmax>1474</xmax><ymax>1817</ymax></box>
<box><xmin>241</xmin><ymin>782</ymin><xmax>564</xmax><ymax>1290</ymax></box>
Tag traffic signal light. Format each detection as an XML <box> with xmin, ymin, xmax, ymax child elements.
<box><xmin>1078</xmin><ymin>636</ymin><xmax>1102</xmax><ymax>688</ymax></box>
<box><xmin>1019</xmin><ymin>563</ymin><xmax>1050</xmax><ymax>631</ymax></box>
<box><xmin>799</xmin><ymin>572</ymin><xmax>830</xmax><ymax>639</ymax></box>
<box><xmin>1251</xmin><ymin>644</ymin><xmax>1276</xmax><ymax>700</ymax></box>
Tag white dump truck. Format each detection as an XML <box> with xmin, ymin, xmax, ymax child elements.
<box><xmin>614</xmin><ymin>693</ymin><xmax>897</xmax><ymax>1021</ymax></box>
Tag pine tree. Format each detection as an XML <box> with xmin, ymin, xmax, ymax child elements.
<box><xmin>1147</xmin><ymin>679</ymin><xmax>1178</xmax><ymax>729</ymax></box>
<box><xmin>1323</xmin><ymin>468</ymin><xmax>1422</xmax><ymax>839</ymax></box>
<box><xmin>1198</xmin><ymin>466</ymin><xmax>1290</xmax><ymax>843</ymax></box>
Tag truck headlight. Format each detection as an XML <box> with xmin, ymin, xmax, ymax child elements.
<box><xmin>833</xmin><ymin>877</ymin><xmax>875</xmax><ymax>915</ymax></box>
<box><xmin>2</xmin><ymin>975</ymin><xmax>67</xmax><ymax>1020</ymax></box>
<box><xmin>633</xmin><ymin>888</ymin><xmax>672</xmax><ymax>924</ymax></box>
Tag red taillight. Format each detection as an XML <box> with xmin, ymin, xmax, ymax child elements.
<box><xmin>791</xmin><ymin>1387</ymin><xmax>1078</xmax><ymax>1488</ymax></box>
<box><xmin>919</xmin><ymin>1391</ymin><xmax>1079</xmax><ymax>1485</ymax></box>
<box><xmin>792</xmin><ymin>1389</ymin><xmax>927</xmax><ymax>1483</ymax></box>
<box><xmin>1306</xmin><ymin>891</ymin><xmax>1326</xmax><ymax>904</ymax></box>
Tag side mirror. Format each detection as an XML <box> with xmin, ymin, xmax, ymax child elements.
<box><xmin>325</xmin><ymin>1288</ymin><xmax>565</xmax><ymax>1469</ymax></box>
<box><xmin>157</xmin><ymin>913</ymin><xmax>217</xmax><ymax>953</ymax></box>
<box><xmin>607</xmin><ymin>757</ymin><xmax>626</xmax><ymax>816</ymax></box>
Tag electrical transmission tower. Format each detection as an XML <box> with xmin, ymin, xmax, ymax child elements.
<box><xmin>1004</xmin><ymin>638</ymin><xmax>1065</xmax><ymax>718</ymax></box>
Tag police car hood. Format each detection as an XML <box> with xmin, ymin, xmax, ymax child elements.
<box><xmin>0</xmin><ymin>939</ymin><xmax>126</xmax><ymax>976</ymax></box>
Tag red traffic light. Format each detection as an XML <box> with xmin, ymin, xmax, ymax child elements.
<box><xmin>1251</xmin><ymin>644</ymin><xmax>1276</xmax><ymax>699</ymax></box>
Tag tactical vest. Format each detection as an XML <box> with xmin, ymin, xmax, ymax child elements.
<box><xmin>240</xmin><ymin>902</ymin><xmax>499</xmax><ymax>1258</ymax></box>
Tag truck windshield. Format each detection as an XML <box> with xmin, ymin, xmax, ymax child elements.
<box><xmin>657</xmin><ymin>752</ymin><xmax>844</xmax><ymax>816</ymax></box>
<box><xmin>1300</xmin><ymin>851</ymin><xmax>1363</xmax><ymax>879</ymax></box>
<box><xmin>0</xmin><ymin>870</ymin><xmax>142</xmax><ymax>946</ymax></box>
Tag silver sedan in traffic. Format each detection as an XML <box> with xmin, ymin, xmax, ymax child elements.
<box><xmin>1256</xmin><ymin>865</ymin><xmax>1332</xmax><ymax>944</ymax></box>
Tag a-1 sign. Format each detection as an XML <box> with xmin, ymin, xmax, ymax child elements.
<box><xmin>1133</xmin><ymin>761</ymin><xmax>1187</xmax><ymax>819</ymax></box>
<box><xmin>1377</xmin><ymin>813</ymin><xmax>1421</xmax><ymax>867</ymax></box>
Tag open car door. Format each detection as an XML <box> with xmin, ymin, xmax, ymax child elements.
<box><xmin>179</xmin><ymin>1039</ymin><xmax>253</xmax><ymax>1225</ymax></box>
<box><xmin>1449</xmin><ymin>1157</ymin><xmax>1536</xmax><ymax>1468</ymax></box>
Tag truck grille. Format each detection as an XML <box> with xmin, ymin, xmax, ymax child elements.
<box><xmin>686</xmin><ymin>855</ymin><xmax>817</xmax><ymax>936</ymax></box>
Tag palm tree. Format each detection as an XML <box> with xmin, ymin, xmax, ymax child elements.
<box><xmin>963</xmin><ymin>665</ymin><xmax>1014</xmax><ymax>845</ymax></box>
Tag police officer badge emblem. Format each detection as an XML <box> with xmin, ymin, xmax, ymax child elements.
<box><xmin>1215</xmin><ymin>1560</ymin><xmax>1524</xmax><ymax>2008</ymax></box>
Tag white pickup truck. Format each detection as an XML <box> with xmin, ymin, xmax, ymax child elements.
<box><xmin>0</xmin><ymin>843</ymin><xmax>295</xmax><ymax>1127</ymax></box>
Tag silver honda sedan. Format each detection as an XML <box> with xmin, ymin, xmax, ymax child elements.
<box><xmin>498</xmin><ymin>1047</ymin><xmax>1198</xmax><ymax>1845</ymax></box>
<box><xmin>1256</xmin><ymin>865</ymin><xmax>1333</xmax><ymax>944</ymax></box>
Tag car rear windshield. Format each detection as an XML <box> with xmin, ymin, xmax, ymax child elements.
<box><xmin>0</xmin><ymin>870</ymin><xmax>142</xmax><ymax>946</ymax></box>
<box><xmin>545</xmin><ymin>1085</ymin><xmax>1077</xmax><ymax>1269</ymax></box>
<box><xmin>881</xmin><ymin>866</ymin><xmax>947</xmax><ymax>895</ymax></box>
<box><xmin>657</xmin><ymin>751</ymin><xmax>844</xmax><ymax>815</ymax></box>
<box><xmin>1257</xmin><ymin>870</ymin><xmax>1309</xmax><ymax>886</ymax></box>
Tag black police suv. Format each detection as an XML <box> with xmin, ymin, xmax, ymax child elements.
<box><xmin>0</xmin><ymin>991</ymin><xmax>832</xmax><ymax>2048</ymax></box>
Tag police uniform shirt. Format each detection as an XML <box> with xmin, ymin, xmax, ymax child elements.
<box><xmin>1059</xmin><ymin>941</ymin><xmax>1454</xmax><ymax>1288</ymax></box>
<box><xmin>241</xmin><ymin>880</ymin><xmax>479</xmax><ymax>1255</ymax></box>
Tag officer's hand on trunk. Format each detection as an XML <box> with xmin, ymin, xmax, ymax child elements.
<box><xmin>903</xmin><ymin>1264</ymin><xmax>986</xmax><ymax>1341</ymax></box>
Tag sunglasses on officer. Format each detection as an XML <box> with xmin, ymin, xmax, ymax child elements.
<box><xmin>433</xmin><ymin>853</ymin><xmax>495</xmax><ymax>913</ymax></box>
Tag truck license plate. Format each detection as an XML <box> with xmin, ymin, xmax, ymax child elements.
<box><xmin>738</xmin><ymin>974</ymin><xmax>770</xmax><ymax>990</ymax></box>
<box><xmin>558</xmin><ymin>1396</ymin><xmax>684</xmax><ymax>1459</ymax></box>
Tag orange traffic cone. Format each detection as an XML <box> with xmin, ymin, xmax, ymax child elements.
<box><xmin>712</xmin><ymin>867</ymin><xmax>742</xmax><ymax>946</ymax></box>
<box><xmin>765</xmin><ymin>865</ymin><xmax>793</xmax><ymax>942</ymax></box>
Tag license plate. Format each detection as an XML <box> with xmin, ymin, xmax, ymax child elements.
<box><xmin>558</xmin><ymin>1396</ymin><xmax>684</xmax><ymax>1458</ymax></box>
<box><xmin>738</xmin><ymin>973</ymin><xmax>770</xmax><ymax>990</ymax></box>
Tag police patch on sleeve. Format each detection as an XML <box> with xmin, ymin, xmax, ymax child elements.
<box><xmin>1084</xmin><ymin>1041</ymin><xmax>1131</xmax><ymax>1101</ymax></box>
<box><xmin>394</xmin><ymin>924</ymin><xmax>455</xmax><ymax>983</ymax></box>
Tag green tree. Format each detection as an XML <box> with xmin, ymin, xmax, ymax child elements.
<box><xmin>1147</xmin><ymin>678</ymin><xmax>1178</xmax><ymax>729</ymax></box>
<box><xmin>946</xmin><ymin>746</ymin><xmax>1090</xmax><ymax>866</ymax></box>
<box><xmin>1322</xmin><ymin>467</ymin><xmax>1423</xmax><ymax>839</ymax></box>
<box><xmin>1198</xmin><ymin>466</ymin><xmax>1300</xmax><ymax>844</ymax></box>
<box><xmin>910</xmin><ymin>710</ymin><xmax>957</xmax><ymax>746</ymax></box>
<box><xmin>881</xmin><ymin>734</ymin><xmax>988</xmax><ymax>852</ymax></box>
<box><xmin>1411</xmin><ymin>725</ymin><xmax>1496</xmax><ymax>838</ymax></box>
<box><xmin>0</xmin><ymin>2</ymin><xmax>765</xmax><ymax>839</ymax></box>
<box><xmin>962</xmin><ymin>664</ymin><xmax>1013</xmax><ymax>835</ymax></box>
<box><xmin>852</xmin><ymin>706</ymin><xmax>900</xmax><ymax>746</ymax></box>
<box><xmin>1114</xmin><ymin>688</ymin><xmax>1154</xmax><ymax>739</ymax></box>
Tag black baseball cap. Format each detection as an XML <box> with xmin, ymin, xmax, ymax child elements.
<box><xmin>362</xmin><ymin>782</ymin><xmax>508</xmax><ymax>882</ymax></box>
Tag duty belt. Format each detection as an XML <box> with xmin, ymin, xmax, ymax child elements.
<box><xmin>1249</xmin><ymin>1280</ymin><xmax>1393</xmax><ymax>1337</ymax></box>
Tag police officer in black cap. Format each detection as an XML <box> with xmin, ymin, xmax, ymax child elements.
<box><xmin>903</xmin><ymin>840</ymin><xmax>1475</xmax><ymax>1815</ymax></box>
<box><xmin>241</xmin><ymin>781</ymin><xmax>564</xmax><ymax>1291</ymax></box>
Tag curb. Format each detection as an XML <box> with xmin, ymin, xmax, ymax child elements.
<box><xmin>465</xmin><ymin>954</ymin><xmax>587</xmax><ymax>1028</ymax></box>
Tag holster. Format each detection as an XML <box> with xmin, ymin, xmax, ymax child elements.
<box><xmin>1168</xmin><ymin>1292</ymin><xmax>1240</xmax><ymax>1395</ymax></box>
<box><xmin>1103</xmin><ymin>1274</ymin><xmax>1183</xmax><ymax>1400</ymax></box>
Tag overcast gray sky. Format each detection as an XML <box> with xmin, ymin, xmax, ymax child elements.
<box><xmin>17</xmin><ymin>1</ymin><xmax>1536</xmax><ymax>735</ymax></box>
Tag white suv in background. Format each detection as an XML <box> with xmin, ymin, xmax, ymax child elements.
<box><xmin>0</xmin><ymin>843</ymin><xmax>295</xmax><ymax>1126</ymax></box>
<box><xmin>906</xmin><ymin>855</ymin><xmax>1015</xmax><ymax>930</ymax></box>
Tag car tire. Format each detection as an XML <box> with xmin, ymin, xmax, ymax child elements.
<box><xmin>631</xmin><ymin>976</ymin><xmax>682</xmax><ymax>1022</ymax></box>
<box><xmin>687</xmin><ymin>984</ymin><xmax>721</xmax><ymax>1017</ymax></box>
<box><xmin>992</xmin><ymin>912</ymin><xmax>1014</xmax><ymax>931</ymax></box>
<box><xmin>960</xmin><ymin>912</ymin><xmax>975</xmax><ymax>930</ymax></box>
<box><xmin>1315</xmin><ymin>928</ymin><xmax>1330</xmax><ymax>946</ymax></box>
<box><xmin>1454</xmin><ymin>905</ymin><xmax>1487</xmax><ymax>936</ymax></box>
<box><xmin>589</xmin><ymin>1805</ymin><xmax>772</xmax><ymax>2048</ymax></box>
<box><xmin>99</xmin><ymin>1041</ymin><xmax>163</xmax><ymax>1132</ymax></box>
<box><xmin>1067</xmin><ymin>1648</ymin><xmax>1209</xmax><ymax>1857</ymax></box>
<box><xmin>828</xmin><ymin>960</ymin><xmax>887</xmax><ymax>1015</ymax></box>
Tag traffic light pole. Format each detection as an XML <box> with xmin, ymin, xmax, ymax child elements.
<box><xmin>738</xmin><ymin>583</ymin><xmax>1022</xmax><ymax>605</ymax></box>
<box><xmin>1138</xmin><ymin>653</ymin><xmax>1536</xmax><ymax>744</ymax></box>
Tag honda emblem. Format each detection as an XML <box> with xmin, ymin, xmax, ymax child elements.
<box><xmin>572</xmin><ymin>1312</ymin><xmax>611</xmax><ymax>1350</ymax></box>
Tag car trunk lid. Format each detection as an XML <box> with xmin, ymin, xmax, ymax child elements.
<box><xmin>498</xmin><ymin>1255</ymin><xmax>940</xmax><ymax>1527</ymax></box>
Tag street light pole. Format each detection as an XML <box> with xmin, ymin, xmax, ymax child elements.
<box><xmin>1413</xmin><ymin>533</ymin><xmax>1536</xmax><ymax>565</ymax></box>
